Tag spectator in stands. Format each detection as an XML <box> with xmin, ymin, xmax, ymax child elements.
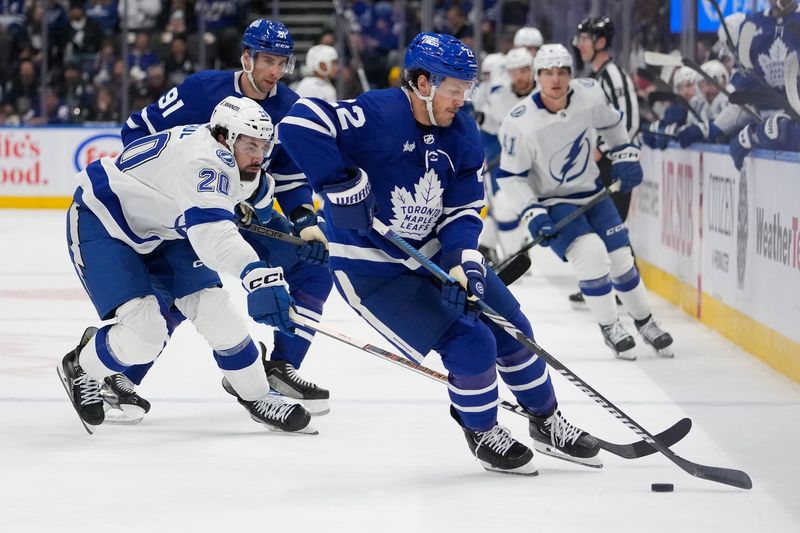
<box><xmin>0</xmin><ymin>0</ymin><xmax>28</xmax><ymax>69</ymax></box>
<box><xmin>445</xmin><ymin>5</ymin><xmax>473</xmax><ymax>48</ymax></box>
<box><xmin>86</xmin><ymin>84</ymin><xmax>120</xmax><ymax>122</ymax></box>
<box><xmin>163</xmin><ymin>34</ymin><xmax>194</xmax><ymax>86</ymax></box>
<box><xmin>27</xmin><ymin>1</ymin><xmax>70</xmax><ymax>65</ymax></box>
<box><xmin>27</xmin><ymin>88</ymin><xmax>69</xmax><ymax>125</ymax></box>
<box><xmin>196</xmin><ymin>0</ymin><xmax>244</xmax><ymax>68</ymax></box>
<box><xmin>89</xmin><ymin>37</ymin><xmax>117</xmax><ymax>86</ymax></box>
<box><xmin>67</xmin><ymin>2</ymin><xmax>105</xmax><ymax>58</ymax></box>
<box><xmin>160</xmin><ymin>0</ymin><xmax>194</xmax><ymax>45</ymax></box>
<box><xmin>118</xmin><ymin>0</ymin><xmax>161</xmax><ymax>34</ymax></box>
<box><xmin>1</xmin><ymin>59</ymin><xmax>39</xmax><ymax>118</ymax></box>
<box><xmin>128</xmin><ymin>31</ymin><xmax>160</xmax><ymax>82</ymax></box>
<box><xmin>85</xmin><ymin>0</ymin><xmax>119</xmax><ymax>36</ymax></box>
<box><xmin>56</xmin><ymin>60</ymin><xmax>93</xmax><ymax>121</ymax></box>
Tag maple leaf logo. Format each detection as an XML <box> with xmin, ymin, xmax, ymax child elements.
<box><xmin>389</xmin><ymin>169</ymin><xmax>444</xmax><ymax>239</ymax></box>
<box><xmin>758</xmin><ymin>38</ymin><xmax>789</xmax><ymax>88</ymax></box>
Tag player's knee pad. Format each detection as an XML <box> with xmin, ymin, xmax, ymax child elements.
<box><xmin>436</xmin><ymin>316</ymin><xmax>496</xmax><ymax>376</ymax></box>
<box><xmin>174</xmin><ymin>287</ymin><xmax>250</xmax><ymax>351</ymax></box>
<box><xmin>108</xmin><ymin>295</ymin><xmax>168</xmax><ymax>366</ymax></box>
<box><xmin>608</xmin><ymin>246</ymin><xmax>635</xmax><ymax>279</ymax></box>
<box><xmin>565</xmin><ymin>233</ymin><xmax>610</xmax><ymax>281</ymax></box>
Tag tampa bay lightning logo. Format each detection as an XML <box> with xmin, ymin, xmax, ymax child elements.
<box><xmin>216</xmin><ymin>149</ymin><xmax>235</xmax><ymax>167</ymax></box>
<box><xmin>510</xmin><ymin>105</ymin><xmax>526</xmax><ymax>117</ymax></box>
<box><xmin>548</xmin><ymin>129</ymin><xmax>591</xmax><ymax>185</ymax></box>
<box><xmin>164</xmin><ymin>214</ymin><xmax>188</xmax><ymax>238</ymax></box>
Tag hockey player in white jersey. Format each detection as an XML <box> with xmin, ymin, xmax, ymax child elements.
<box><xmin>59</xmin><ymin>96</ymin><xmax>315</xmax><ymax>433</ymax></box>
<box><xmin>513</xmin><ymin>26</ymin><xmax>544</xmax><ymax>57</ymax></box>
<box><xmin>293</xmin><ymin>44</ymin><xmax>338</xmax><ymax>102</ymax></box>
<box><xmin>480</xmin><ymin>47</ymin><xmax>537</xmax><ymax>262</ymax></box>
<box><xmin>497</xmin><ymin>44</ymin><xmax>674</xmax><ymax>360</ymax></box>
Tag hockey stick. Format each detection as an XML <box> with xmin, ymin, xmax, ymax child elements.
<box><xmin>638</xmin><ymin>126</ymin><xmax>679</xmax><ymax>140</ymax></box>
<box><xmin>727</xmin><ymin>90</ymin><xmax>795</xmax><ymax>109</ymax></box>
<box><xmin>644</xmin><ymin>51</ymin><xmax>761</xmax><ymax>121</ymax></box>
<box><xmin>785</xmin><ymin>52</ymin><xmax>800</xmax><ymax>116</ymax></box>
<box><xmin>494</xmin><ymin>182</ymin><xmax>621</xmax><ymax>284</ymax></box>
<box><xmin>372</xmin><ymin>218</ymin><xmax>753</xmax><ymax>489</ymax></box>
<box><xmin>330</xmin><ymin>0</ymin><xmax>370</xmax><ymax>93</ymax></box>
<box><xmin>237</xmin><ymin>220</ymin><xmax>306</xmax><ymax>246</ymax></box>
<box><xmin>647</xmin><ymin>91</ymin><xmax>704</xmax><ymax>121</ymax></box>
<box><xmin>289</xmin><ymin>311</ymin><xmax>692</xmax><ymax>460</ymax></box>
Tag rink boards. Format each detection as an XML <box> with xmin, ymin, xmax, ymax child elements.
<box><xmin>632</xmin><ymin>145</ymin><xmax>800</xmax><ymax>382</ymax></box>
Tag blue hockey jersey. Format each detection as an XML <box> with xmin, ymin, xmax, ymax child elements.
<box><xmin>737</xmin><ymin>7</ymin><xmax>800</xmax><ymax>92</ymax></box>
<box><xmin>279</xmin><ymin>88</ymin><xmax>485</xmax><ymax>277</ymax></box>
<box><xmin>121</xmin><ymin>70</ymin><xmax>311</xmax><ymax>215</ymax></box>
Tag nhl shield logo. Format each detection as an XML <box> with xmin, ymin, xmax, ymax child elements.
<box><xmin>423</xmin><ymin>134</ymin><xmax>435</xmax><ymax>145</ymax></box>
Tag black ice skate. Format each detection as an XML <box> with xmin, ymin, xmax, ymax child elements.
<box><xmin>569</xmin><ymin>291</ymin><xmax>623</xmax><ymax>310</ymax></box>
<box><xmin>528</xmin><ymin>409</ymin><xmax>602</xmax><ymax>468</ymax></box>
<box><xmin>221</xmin><ymin>377</ymin><xmax>317</xmax><ymax>434</ymax></box>
<box><xmin>56</xmin><ymin>327</ymin><xmax>104</xmax><ymax>433</ymax></box>
<box><xmin>600</xmin><ymin>321</ymin><xmax>637</xmax><ymax>360</ymax></box>
<box><xmin>451</xmin><ymin>407</ymin><xmax>537</xmax><ymax>475</ymax></box>
<box><xmin>101</xmin><ymin>373</ymin><xmax>151</xmax><ymax>424</ymax></box>
<box><xmin>263</xmin><ymin>348</ymin><xmax>330</xmax><ymax>416</ymax></box>
<box><xmin>636</xmin><ymin>316</ymin><xmax>674</xmax><ymax>358</ymax></box>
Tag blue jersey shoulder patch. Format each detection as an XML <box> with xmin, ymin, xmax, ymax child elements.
<box><xmin>510</xmin><ymin>105</ymin><xmax>527</xmax><ymax>117</ymax></box>
<box><xmin>216</xmin><ymin>149</ymin><xmax>235</xmax><ymax>167</ymax></box>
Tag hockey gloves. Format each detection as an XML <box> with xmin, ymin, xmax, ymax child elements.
<box><xmin>241</xmin><ymin>261</ymin><xmax>294</xmax><ymax>336</ymax></box>
<box><xmin>238</xmin><ymin>174</ymin><xmax>276</xmax><ymax>225</ymax></box>
<box><xmin>525</xmin><ymin>208</ymin><xmax>557</xmax><ymax>246</ymax></box>
<box><xmin>290</xmin><ymin>206</ymin><xmax>329</xmax><ymax>265</ymax></box>
<box><xmin>676</xmin><ymin>121</ymin><xmax>723</xmax><ymax>148</ymax></box>
<box><xmin>443</xmin><ymin>249</ymin><xmax>487</xmax><ymax>321</ymax></box>
<box><xmin>729</xmin><ymin>114</ymin><xmax>794</xmax><ymax>171</ymax></box>
<box><xmin>323</xmin><ymin>167</ymin><xmax>376</xmax><ymax>236</ymax></box>
<box><xmin>608</xmin><ymin>144</ymin><xmax>643</xmax><ymax>193</ymax></box>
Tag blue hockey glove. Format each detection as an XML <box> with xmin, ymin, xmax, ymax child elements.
<box><xmin>608</xmin><ymin>144</ymin><xmax>643</xmax><ymax>193</ymax></box>
<box><xmin>754</xmin><ymin>112</ymin><xmax>792</xmax><ymax>150</ymax></box>
<box><xmin>323</xmin><ymin>167</ymin><xmax>376</xmax><ymax>236</ymax></box>
<box><xmin>289</xmin><ymin>206</ymin><xmax>329</xmax><ymax>265</ymax></box>
<box><xmin>729</xmin><ymin>124</ymin><xmax>754</xmax><ymax>171</ymax></box>
<box><xmin>238</xmin><ymin>174</ymin><xmax>276</xmax><ymax>225</ymax></box>
<box><xmin>641</xmin><ymin>121</ymin><xmax>662</xmax><ymax>149</ymax></box>
<box><xmin>240</xmin><ymin>261</ymin><xmax>294</xmax><ymax>335</ymax></box>
<box><xmin>443</xmin><ymin>249</ymin><xmax>487</xmax><ymax>321</ymax></box>
<box><xmin>676</xmin><ymin>121</ymin><xmax>723</xmax><ymax>148</ymax></box>
<box><xmin>524</xmin><ymin>208</ymin><xmax>557</xmax><ymax>247</ymax></box>
<box><xmin>662</xmin><ymin>104</ymin><xmax>688</xmax><ymax>126</ymax></box>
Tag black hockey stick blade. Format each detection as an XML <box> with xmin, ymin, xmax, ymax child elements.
<box><xmin>728</xmin><ymin>90</ymin><xmax>790</xmax><ymax>109</ymax></box>
<box><xmin>647</xmin><ymin>91</ymin><xmax>678</xmax><ymax>106</ymax></box>
<box><xmin>674</xmin><ymin>455</ymin><xmax>753</xmax><ymax>489</ymax></box>
<box><xmin>495</xmin><ymin>253</ymin><xmax>531</xmax><ymax>285</ymax></box>
<box><xmin>237</xmin><ymin>220</ymin><xmax>305</xmax><ymax>246</ymax></box>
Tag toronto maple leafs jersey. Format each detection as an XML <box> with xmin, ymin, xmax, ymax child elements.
<box><xmin>121</xmin><ymin>70</ymin><xmax>311</xmax><ymax>216</ymax></box>
<box><xmin>738</xmin><ymin>6</ymin><xmax>800</xmax><ymax>91</ymax></box>
<box><xmin>497</xmin><ymin>78</ymin><xmax>629</xmax><ymax>215</ymax></box>
<box><xmin>293</xmin><ymin>76</ymin><xmax>337</xmax><ymax>102</ymax></box>
<box><xmin>278</xmin><ymin>88</ymin><xmax>485</xmax><ymax>277</ymax></box>
<box><xmin>75</xmin><ymin>124</ymin><xmax>259</xmax><ymax>276</ymax></box>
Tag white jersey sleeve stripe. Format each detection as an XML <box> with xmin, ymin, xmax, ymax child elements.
<box><xmin>296</xmin><ymin>98</ymin><xmax>337</xmax><ymax>138</ymax></box>
<box><xmin>280</xmin><ymin>116</ymin><xmax>334</xmax><ymax>137</ymax></box>
<box><xmin>443</xmin><ymin>199</ymin><xmax>485</xmax><ymax>214</ymax></box>
<box><xmin>141</xmin><ymin>107</ymin><xmax>156</xmax><ymax>135</ymax></box>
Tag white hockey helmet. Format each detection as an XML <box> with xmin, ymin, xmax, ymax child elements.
<box><xmin>514</xmin><ymin>27</ymin><xmax>544</xmax><ymax>49</ymax></box>
<box><xmin>672</xmin><ymin>66</ymin><xmax>701</xmax><ymax>90</ymax></box>
<box><xmin>700</xmin><ymin>59</ymin><xmax>728</xmax><ymax>85</ymax></box>
<box><xmin>533</xmin><ymin>43</ymin><xmax>573</xmax><ymax>79</ymax></box>
<box><xmin>481</xmin><ymin>52</ymin><xmax>505</xmax><ymax>75</ymax></box>
<box><xmin>305</xmin><ymin>44</ymin><xmax>338</xmax><ymax>76</ymax></box>
<box><xmin>717</xmin><ymin>12</ymin><xmax>746</xmax><ymax>51</ymax></box>
<box><xmin>504</xmin><ymin>47</ymin><xmax>534</xmax><ymax>71</ymax></box>
<box><xmin>210</xmin><ymin>96</ymin><xmax>274</xmax><ymax>153</ymax></box>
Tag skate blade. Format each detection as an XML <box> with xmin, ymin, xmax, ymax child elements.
<box><xmin>611</xmin><ymin>347</ymin><xmax>637</xmax><ymax>361</ymax></box>
<box><xmin>532</xmin><ymin>442</ymin><xmax>603</xmax><ymax>469</ymax></box>
<box><xmin>654</xmin><ymin>346</ymin><xmax>675</xmax><ymax>358</ymax></box>
<box><xmin>56</xmin><ymin>365</ymin><xmax>95</xmax><ymax>435</ymax></box>
<box><xmin>103</xmin><ymin>405</ymin><xmax>145</xmax><ymax>425</ymax></box>
<box><xmin>303</xmin><ymin>399</ymin><xmax>330</xmax><ymax>416</ymax></box>
<box><xmin>262</xmin><ymin>420</ymin><xmax>319</xmax><ymax>435</ymax></box>
<box><xmin>478</xmin><ymin>459</ymin><xmax>539</xmax><ymax>476</ymax></box>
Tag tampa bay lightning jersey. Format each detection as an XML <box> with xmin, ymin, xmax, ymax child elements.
<box><xmin>497</xmin><ymin>78</ymin><xmax>630</xmax><ymax>215</ymax></box>
<box><xmin>121</xmin><ymin>70</ymin><xmax>311</xmax><ymax>215</ymax></box>
<box><xmin>76</xmin><ymin>124</ymin><xmax>258</xmax><ymax>255</ymax></box>
<box><xmin>737</xmin><ymin>6</ymin><xmax>800</xmax><ymax>91</ymax></box>
<box><xmin>278</xmin><ymin>88</ymin><xmax>485</xmax><ymax>277</ymax></box>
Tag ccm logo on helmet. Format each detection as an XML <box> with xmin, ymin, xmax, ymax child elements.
<box><xmin>248</xmin><ymin>271</ymin><xmax>284</xmax><ymax>290</ymax></box>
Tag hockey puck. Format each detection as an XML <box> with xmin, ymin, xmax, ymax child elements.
<box><xmin>651</xmin><ymin>483</ymin><xmax>674</xmax><ymax>492</ymax></box>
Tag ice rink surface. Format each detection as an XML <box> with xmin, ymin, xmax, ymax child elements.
<box><xmin>1</xmin><ymin>209</ymin><xmax>799</xmax><ymax>533</ymax></box>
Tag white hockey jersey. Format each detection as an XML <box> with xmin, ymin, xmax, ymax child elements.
<box><xmin>76</xmin><ymin>124</ymin><xmax>261</xmax><ymax>274</ymax></box>
<box><xmin>293</xmin><ymin>76</ymin><xmax>337</xmax><ymax>102</ymax></box>
<box><xmin>480</xmin><ymin>84</ymin><xmax>531</xmax><ymax>135</ymax></box>
<box><xmin>497</xmin><ymin>78</ymin><xmax>630</xmax><ymax>214</ymax></box>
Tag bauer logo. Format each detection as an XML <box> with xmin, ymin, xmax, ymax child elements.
<box><xmin>73</xmin><ymin>133</ymin><xmax>122</xmax><ymax>172</ymax></box>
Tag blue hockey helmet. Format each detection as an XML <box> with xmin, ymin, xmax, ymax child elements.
<box><xmin>241</xmin><ymin>19</ymin><xmax>295</xmax><ymax>75</ymax></box>
<box><xmin>403</xmin><ymin>32</ymin><xmax>478</xmax><ymax>84</ymax></box>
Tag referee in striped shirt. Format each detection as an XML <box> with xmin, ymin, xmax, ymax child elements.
<box><xmin>570</xmin><ymin>16</ymin><xmax>640</xmax><ymax>309</ymax></box>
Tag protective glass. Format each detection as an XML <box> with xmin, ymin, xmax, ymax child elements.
<box><xmin>234</xmin><ymin>135</ymin><xmax>273</xmax><ymax>159</ymax></box>
<box><xmin>432</xmin><ymin>75</ymin><xmax>478</xmax><ymax>101</ymax></box>
<box><xmin>254</xmin><ymin>52</ymin><xmax>296</xmax><ymax>76</ymax></box>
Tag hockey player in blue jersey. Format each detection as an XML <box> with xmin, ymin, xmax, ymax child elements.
<box><xmin>60</xmin><ymin>96</ymin><xmax>314</xmax><ymax>434</ymax></box>
<box><xmin>108</xmin><ymin>19</ymin><xmax>333</xmax><ymax>419</ymax></box>
<box><xmin>278</xmin><ymin>32</ymin><xmax>602</xmax><ymax>474</ymax></box>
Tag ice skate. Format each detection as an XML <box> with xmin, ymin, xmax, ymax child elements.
<box><xmin>451</xmin><ymin>407</ymin><xmax>537</xmax><ymax>475</ymax></box>
<box><xmin>528</xmin><ymin>409</ymin><xmax>602</xmax><ymax>468</ymax></box>
<box><xmin>600</xmin><ymin>320</ymin><xmax>637</xmax><ymax>360</ymax></box>
<box><xmin>222</xmin><ymin>377</ymin><xmax>317</xmax><ymax>434</ymax></box>
<box><xmin>101</xmin><ymin>373</ymin><xmax>151</xmax><ymax>424</ymax></box>
<box><xmin>569</xmin><ymin>291</ymin><xmax>622</xmax><ymax>310</ymax></box>
<box><xmin>636</xmin><ymin>316</ymin><xmax>674</xmax><ymax>358</ymax></box>
<box><xmin>263</xmin><ymin>347</ymin><xmax>330</xmax><ymax>416</ymax></box>
<box><xmin>57</xmin><ymin>327</ymin><xmax>104</xmax><ymax>432</ymax></box>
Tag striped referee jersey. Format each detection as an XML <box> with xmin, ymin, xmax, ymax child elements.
<box><xmin>592</xmin><ymin>59</ymin><xmax>640</xmax><ymax>143</ymax></box>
